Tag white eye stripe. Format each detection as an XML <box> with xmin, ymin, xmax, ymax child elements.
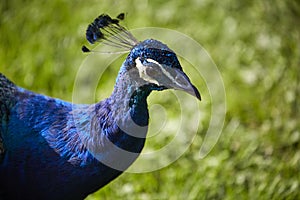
<box><xmin>145</xmin><ymin>58</ymin><xmax>160</xmax><ymax>65</ymax></box>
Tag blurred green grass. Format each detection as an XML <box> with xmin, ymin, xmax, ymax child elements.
<box><xmin>1</xmin><ymin>0</ymin><xmax>300</xmax><ymax>199</ymax></box>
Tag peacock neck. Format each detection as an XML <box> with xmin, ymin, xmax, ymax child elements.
<box><xmin>109</xmin><ymin>67</ymin><xmax>151</xmax><ymax>127</ymax></box>
<box><xmin>92</xmin><ymin>66</ymin><xmax>151</xmax><ymax>152</ymax></box>
<box><xmin>82</xmin><ymin>68</ymin><xmax>151</xmax><ymax>169</ymax></box>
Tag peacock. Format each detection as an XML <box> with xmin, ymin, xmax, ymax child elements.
<box><xmin>0</xmin><ymin>13</ymin><xmax>201</xmax><ymax>200</ymax></box>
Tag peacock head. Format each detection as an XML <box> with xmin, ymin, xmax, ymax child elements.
<box><xmin>82</xmin><ymin>13</ymin><xmax>201</xmax><ymax>100</ymax></box>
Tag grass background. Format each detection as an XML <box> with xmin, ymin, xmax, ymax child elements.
<box><xmin>1</xmin><ymin>0</ymin><xmax>300</xmax><ymax>199</ymax></box>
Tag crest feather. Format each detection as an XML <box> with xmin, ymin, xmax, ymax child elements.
<box><xmin>84</xmin><ymin>13</ymin><xmax>138</xmax><ymax>51</ymax></box>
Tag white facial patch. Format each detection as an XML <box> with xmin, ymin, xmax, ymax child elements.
<box><xmin>135</xmin><ymin>57</ymin><xmax>160</xmax><ymax>85</ymax></box>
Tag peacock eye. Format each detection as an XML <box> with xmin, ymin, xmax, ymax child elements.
<box><xmin>142</xmin><ymin>59</ymin><xmax>150</xmax><ymax>65</ymax></box>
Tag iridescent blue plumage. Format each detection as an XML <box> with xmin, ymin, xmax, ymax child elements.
<box><xmin>0</xmin><ymin>13</ymin><xmax>200</xmax><ymax>200</ymax></box>
<box><xmin>0</xmin><ymin>71</ymin><xmax>148</xmax><ymax>199</ymax></box>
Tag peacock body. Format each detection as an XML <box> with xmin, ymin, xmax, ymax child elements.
<box><xmin>0</xmin><ymin>14</ymin><xmax>200</xmax><ymax>200</ymax></box>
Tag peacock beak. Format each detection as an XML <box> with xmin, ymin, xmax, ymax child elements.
<box><xmin>166</xmin><ymin>69</ymin><xmax>201</xmax><ymax>101</ymax></box>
